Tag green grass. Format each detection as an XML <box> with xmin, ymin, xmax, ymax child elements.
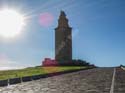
<box><xmin>0</xmin><ymin>66</ymin><xmax>87</xmax><ymax>80</ymax></box>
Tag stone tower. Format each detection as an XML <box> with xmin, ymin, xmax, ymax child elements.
<box><xmin>55</xmin><ymin>11</ymin><xmax>72</xmax><ymax>62</ymax></box>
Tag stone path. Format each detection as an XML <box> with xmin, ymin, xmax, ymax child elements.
<box><xmin>114</xmin><ymin>68</ymin><xmax>125</xmax><ymax>93</ymax></box>
<box><xmin>0</xmin><ymin>67</ymin><xmax>124</xmax><ymax>93</ymax></box>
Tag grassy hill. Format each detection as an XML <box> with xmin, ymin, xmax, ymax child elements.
<box><xmin>0</xmin><ymin>66</ymin><xmax>87</xmax><ymax>80</ymax></box>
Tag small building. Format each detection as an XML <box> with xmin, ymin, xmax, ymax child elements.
<box><xmin>42</xmin><ymin>58</ymin><xmax>58</xmax><ymax>66</ymax></box>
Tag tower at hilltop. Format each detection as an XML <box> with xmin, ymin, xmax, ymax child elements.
<box><xmin>55</xmin><ymin>11</ymin><xmax>72</xmax><ymax>63</ymax></box>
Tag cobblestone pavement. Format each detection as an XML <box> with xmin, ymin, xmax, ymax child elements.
<box><xmin>0</xmin><ymin>68</ymin><xmax>116</xmax><ymax>93</ymax></box>
<box><xmin>114</xmin><ymin>68</ymin><xmax>125</xmax><ymax>93</ymax></box>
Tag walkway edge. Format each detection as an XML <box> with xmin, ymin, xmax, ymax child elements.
<box><xmin>110</xmin><ymin>68</ymin><xmax>116</xmax><ymax>93</ymax></box>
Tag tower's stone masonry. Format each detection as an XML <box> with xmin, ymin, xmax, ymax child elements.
<box><xmin>55</xmin><ymin>11</ymin><xmax>72</xmax><ymax>62</ymax></box>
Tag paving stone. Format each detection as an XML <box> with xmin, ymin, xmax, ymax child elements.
<box><xmin>114</xmin><ymin>68</ymin><xmax>125</xmax><ymax>93</ymax></box>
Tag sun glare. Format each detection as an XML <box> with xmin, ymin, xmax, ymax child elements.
<box><xmin>0</xmin><ymin>9</ymin><xmax>25</xmax><ymax>38</ymax></box>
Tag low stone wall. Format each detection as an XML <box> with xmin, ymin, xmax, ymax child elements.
<box><xmin>9</xmin><ymin>78</ymin><xmax>21</xmax><ymax>85</ymax></box>
<box><xmin>0</xmin><ymin>68</ymin><xmax>89</xmax><ymax>87</ymax></box>
<box><xmin>31</xmin><ymin>74</ymin><xmax>43</xmax><ymax>80</ymax></box>
<box><xmin>0</xmin><ymin>80</ymin><xmax>8</xmax><ymax>86</ymax></box>
<box><xmin>22</xmin><ymin>76</ymin><xmax>32</xmax><ymax>82</ymax></box>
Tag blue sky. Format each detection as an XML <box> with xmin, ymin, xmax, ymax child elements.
<box><xmin>0</xmin><ymin>0</ymin><xmax>125</xmax><ymax>69</ymax></box>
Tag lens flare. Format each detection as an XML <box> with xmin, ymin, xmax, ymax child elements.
<box><xmin>39</xmin><ymin>12</ymin><xmax>53</xmax><ymax>27</ymax></box>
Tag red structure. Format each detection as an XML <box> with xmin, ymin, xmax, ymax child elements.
<box><xmin>42</xmin><ymin>58</ymin><xmax>58</xmax><ymax>66</ymax></box>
